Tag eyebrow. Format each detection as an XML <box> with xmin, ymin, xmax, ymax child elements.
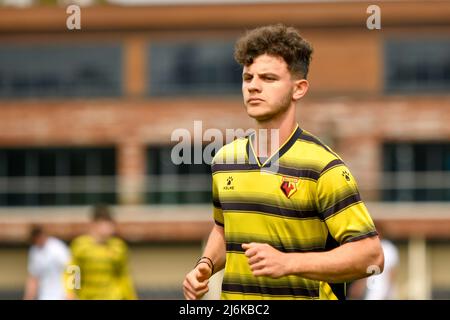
<box><xmin>242</xmin><ymin>72</ymin><xmax>280</xmax><ymax>78</ymax></box>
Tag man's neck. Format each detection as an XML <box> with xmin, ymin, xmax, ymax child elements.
<box><xmin>252</xmin><ymin>106</ymin><xmax>297</xmax><ymax>159</ymax></box>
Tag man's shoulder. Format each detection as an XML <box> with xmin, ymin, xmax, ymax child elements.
<box><xmin>107</xmin><ymin>237</ymin><xmax>128</xmax><ymax>255</ymax></box>
<box><xmin>290</xmin><ymin>128</ymin><xmax>344</xmax><ymax>171</ymax></box>
<box><xmin>211</xmin><ymin>136</ymin><xmax>248</xmax><ymax>165</ymax></box>
<box><xmin>47</xmin><ymin>237</ymin><xmax>69</xmax><ymax>250</ymax></box>
<box><xmin>71</xmin><ymin>234</ymin><xmax>94</xmax><ymax>248</ymax></box>
<box><xmin>108</xmin><ymin>236</ymin><xmax>127</xmax><ymax>246</ymax></box>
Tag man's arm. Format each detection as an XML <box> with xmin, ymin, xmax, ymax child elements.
<box><xmin>243</xmin><ymin>235</ymin><xmax>384</xmax><ymax>283</ymax></box>
<box><xmin>183</xmin><ymin>224</ymin><xmax>226</xmax><ymax>300</ymax></box>
<box><xmin>23</xmin><ymin>275</ymin><xmax>38</xmax><ymax>300</ymax></box>
<box><xmin>200</xmin><ymin>224</ymin><xmax>227</xmax><ymax>274</ymax></box>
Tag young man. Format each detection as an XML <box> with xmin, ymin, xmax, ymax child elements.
<box><xmin>24</xmin><ymin>225</ymin><xmax>71</xmax><ymax>300</ymax></box>
<box><xmin>67</xmin><ymin>204</ymin><xmax>137</xmax><ymax>300</ymax></box>
<box><xmin>183</xmin><ymin>24</ymin><xmax>384</xmax><ymax>300</ymax></box>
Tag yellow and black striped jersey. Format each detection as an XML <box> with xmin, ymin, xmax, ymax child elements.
<box><xmin>67</xmin><ymin>235</ymin><xmax>137</xmax><ymax>300</ymax></box>
<box><xmin>211</xmin><ymin>124</ymin><xmax>377</xmax><ymax>300</ymax></box>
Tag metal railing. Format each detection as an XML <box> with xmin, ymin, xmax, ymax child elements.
<box><xmin>0</xmin><ymin>171</ymin><xmax>448</xmax><ymax>202</ymax></box>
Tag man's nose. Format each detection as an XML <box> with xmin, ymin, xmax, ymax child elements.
<box><xmin>246</xmin><ymin>78</ymin><xmax>262</xmax><ymax>92</ymax></box>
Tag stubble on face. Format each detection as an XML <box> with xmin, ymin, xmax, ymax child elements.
<box><xmin>245</xmin><ymin>85</ymin><xmax>294</xmax><ymax>122</ymax></box>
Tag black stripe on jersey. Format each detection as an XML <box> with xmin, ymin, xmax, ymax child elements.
<box><xmin>226</xmin><ymin>242</ymin><xmax>325</xmax><ymax>253</ymax></box>
<box><xmin>213</xmin><ymin>198</ymin><xmax>222</xmax><ymax>208</ymax></box>
<box><xmin>211</xmin><ymin>163</ymin><xmax>320</xmax><ymax>181</ymax></box>
<box><xmin>226</xmin><ymin>242</ymin><xmax>244</xmax><ymax>252</ymax></box>
<box><xmin>330</xmin><ymin>283</ymin><xmax>346</xmax><ymax>300</ymax></box>
<box><xmin>320</xmin><ymin>159</ymin><xmax>345</xmax><ymax>176</ymax></box>
<box><xmin>221</xmin><ymin>202</ymin><xmax>319</xmax><ymax>219</ymax></box>
<box><xmin>271</xmin><ymin>126</ymin><xmax>303</xmax><ymax>164</ymax></box>
<box><xmin>323</xmin><ymin>234</ymin><xmax>347</xmax><ymax>300</ymax></box>
<box><xmin>222</xmin><ymin>283</ymin><xmax>319</xmax><ymax>298</ymax></box>
<box><xmin>273</xmin><ymin>166</ymin><xmax>320</xmax><ymax>180</ymax></box>
<box><xmin>298</xmin><ymin>132</ymin><xmax>338</xmax><ymax>157</ymax></box>
<box><xmin>343</xmin><ymin>230</ymin><xmax>379</xmax><ymax>244</ymax></box>
<box><xmin>320</xmin><ymin>193</ymin><xmax>362</xmax><ymax>220</ymax></box>
<box><xmin>214</xmin><ymin>220</ymin><xmax>224</xmax><ymax>227</ymax></box>
<box><xmin>212</xmin><ymin>163</ymin><xmax>259</xmax><ymax>172</ymax></box>
<box><xmin>325</xmin><ymin>231</ymin><xmax>340</xmax><ymax>251</ymax></box>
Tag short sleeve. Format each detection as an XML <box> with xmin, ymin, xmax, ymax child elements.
<box><xmin>316</xmin><ymin>161</ymin><xmax>377</xmax><ymax>244</ymax></box>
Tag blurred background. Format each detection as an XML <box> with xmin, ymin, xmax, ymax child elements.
<box><xmin>0</xmin><ymin>0</ymin><xmax>449</xmax><ymax>300</ymax></box>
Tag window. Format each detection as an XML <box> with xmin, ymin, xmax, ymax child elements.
<box><xmin>149</xmin><ymin>40</ymin><xmax>241</xmax><ymax>96</ymax></box>
<box><xmin>0</xmin><ymin>147</ymin><xmax>116</xmax><ymax>206</ymax></box>
<box><xmin>385</xmin><ymin>39</ymin><xmax>450</xmax><ymax>93</ymax></box>
<box><xmin>382</xmin><ymin>142</ymin><xmax>450</xmax><ymax>201</ymax></box>
<box><xmin>0</xmin><ymin>44</ymin><xmax>122</xmax><ymax>98</ymax></box>
<box><xmin>146</xmin><ymin>146</ymin><xmax>212</xmax><ymax>204</ymax></box>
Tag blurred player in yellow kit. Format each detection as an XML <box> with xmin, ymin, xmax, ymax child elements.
<box><xmin>66</xmin><ymin>204</ymin><xmax>137</xmax><ymax>300</ymax></box>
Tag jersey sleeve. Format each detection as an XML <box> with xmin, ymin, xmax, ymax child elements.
<box><xmin>211</xmin><ymin>153</ymin><xmax>224</xmax><ymax>227</ymax></box>
<box><xmin>212</xmin><ymin>171</ymin><xmax>224</xmax><ymax>227</ymax></box>
<box><xmin>316</xmin><ymin>160</ymin><xmax>378</xmax><ymax>244</ymax></box>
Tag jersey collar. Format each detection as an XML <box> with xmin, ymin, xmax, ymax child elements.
<box><xmin>246</xmin><ymin>124</ymin><xmax>302</xmax><ymax>168</ymax></box>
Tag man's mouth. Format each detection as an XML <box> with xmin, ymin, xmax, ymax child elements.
<box><xmin>247</xmin><ymin>98</ymin><xmax>264</xmax><ymax>103</ymax></box>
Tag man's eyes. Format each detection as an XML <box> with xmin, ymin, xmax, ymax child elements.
<box><xmin>242</xmin><ymin>75</ymin><xmax>277</xmax><ymax>81</ymax></box>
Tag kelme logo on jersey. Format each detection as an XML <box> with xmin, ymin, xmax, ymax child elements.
<box><xmin>223</xmin><ymin>176</ymin><xmax>234</xmax><ymax>190</ymax></box>
<box><xmin>342</xmin><ymin>170</ymin><xmax>351</xmax><ymax>182</ymax></box>
<box><xmin>280</xmin><ymin>177</ymin><xmax>298</xmax><ymax>198</ymax></box>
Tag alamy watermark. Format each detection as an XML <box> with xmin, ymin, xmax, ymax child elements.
<box><xmin>66</xmin><ymin>5</ymin><xmax>81</xmax><ymax>30</ymax></box>
<box><xmin>171</xmin><ymin>121</ymin><xmax>280</xmax><ymax>170</ymax></box>
<box><xmin>64</xmin><ymin>5</ymin><xmax>380</xmax><ymax>33</ymax></box>
<box><xmin>66</xmin><ymin>264</ymin><xmax>81</xmax><ymax>290</ymax></box>
<box><xmin>366</xmin><ymin>264</ymin><xmax>382</xmax><ymax>290</ymax></box>
<box><xmin>366</xmin><ymin>5</ymin><xmax>381</xmax><ymax>30</ymax></box>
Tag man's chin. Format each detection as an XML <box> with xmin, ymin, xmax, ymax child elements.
<box><xmin>246</xmin><ymin>107</ymin><xmax>273</xmax><ymax>121</ymax></box>
<box><xmin>247</xmin><ymin>111</ymin><xmax>273</xmax><ymax>122</ymax></box>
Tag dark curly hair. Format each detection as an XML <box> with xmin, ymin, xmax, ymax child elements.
<box><xmin>234</xmin><ymin>24</ymin><xmax>313</xmax><ymax>79</ymax></box>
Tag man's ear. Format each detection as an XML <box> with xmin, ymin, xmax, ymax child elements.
<box><xmin>293</xmin><ymin>79</ymin><xmax>309</xmax><ymax>101</ymax></box>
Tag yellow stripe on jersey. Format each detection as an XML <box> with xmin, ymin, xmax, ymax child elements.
<box><xmin>319</xmin><ymin>282</ymin><xmax>339</xmax><ymax>300</ymax></box>
<box><xmin>211</xmin><ymin>124</ymin><xmax>377</xmax><ymax>300</ymax></box>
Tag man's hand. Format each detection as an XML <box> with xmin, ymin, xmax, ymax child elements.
<box><xmin>183</xmin><ymin>262</ymin><xmax>212</xmax><ymax>300</ymax></box>
<box><xmin>242</xmin><ymin>242</ymin><xmax>290</xmax><ymax>278</ymax></box>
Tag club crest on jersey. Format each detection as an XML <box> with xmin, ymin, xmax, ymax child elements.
<box><xmin>280</xmin><ymin>177</ymin><xmax>298</xmax><ymax>198</ymax></box>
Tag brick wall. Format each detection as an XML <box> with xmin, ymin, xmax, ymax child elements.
<box><xmin>1</xmin><ymin>96</ymin><xmax>449</xmax><ymax>203</ymax></box>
